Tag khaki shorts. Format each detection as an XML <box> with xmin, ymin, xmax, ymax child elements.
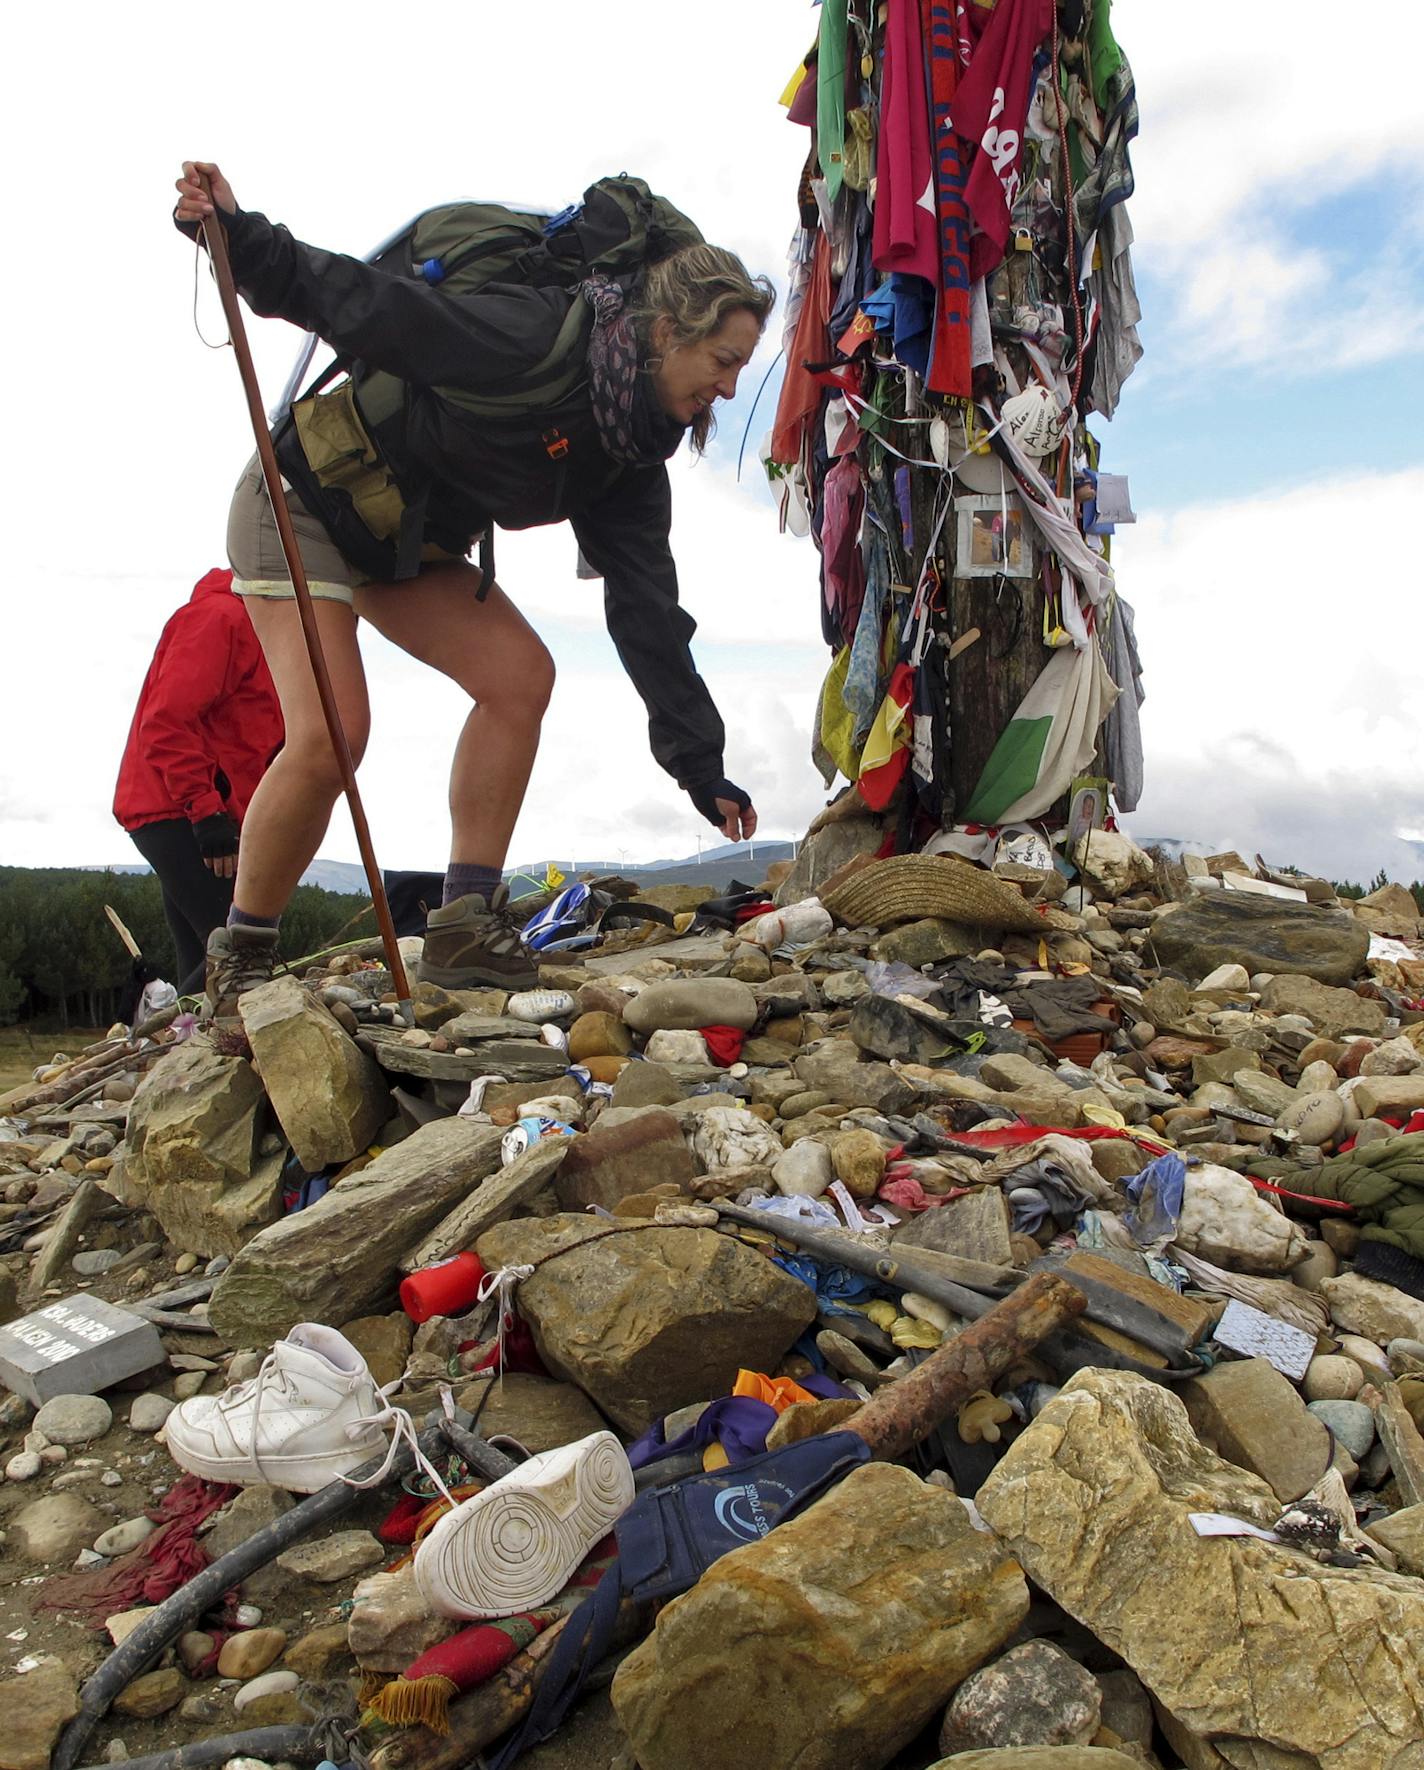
<box><xmin>226</xmin><ymin>457</ymin><xmax>369</xmax><ymax>604</ymax></box>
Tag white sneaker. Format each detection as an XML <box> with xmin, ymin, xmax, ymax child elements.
<box><xmin>414</xmin><ymin>1429</ymin><xmax>633</xmax><ymax>1619</ymax></box>
<box><xmin>164</xmin><ymin>1323</ymin><xmax>393</xmax><ymax>1493</ymax></box>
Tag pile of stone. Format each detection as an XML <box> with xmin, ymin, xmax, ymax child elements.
<box><xmin>2</xmin><ymin>829</ymin><xmax>1424</xmax><ymax>1770</ymax></box>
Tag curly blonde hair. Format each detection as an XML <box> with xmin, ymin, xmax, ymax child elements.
<box><xmin>633</xmin><ymin>244</ymin><xmax>775</xmax><ymax>452</ymax></box>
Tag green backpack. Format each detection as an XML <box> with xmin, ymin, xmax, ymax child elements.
<box><xmin>278</xmin><ymin>174</ymin><xmax>703</xmax><ymax>580</ymax></box>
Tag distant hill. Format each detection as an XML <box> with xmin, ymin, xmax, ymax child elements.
<box><xmin>504</xmin><ymin>840</ymin><xmax>798</xmax><ymax>894</ymax></box>
<box><xmin>90</xmin><ymin>840</ymin><xmax>799</xmax><ymax>899</ymax></box>
<box><xmin>89</xmin><ymin>859</ymin><xmax>387</xmax><ymax>895</ymax></box>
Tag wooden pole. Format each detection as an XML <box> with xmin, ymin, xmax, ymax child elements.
<box><xmin>712</xmin><ymin>1199</ymin><xmax>1011</xmax><ymax>1314</ymax></box>
<box><xmin>196</xmin><ymin>188</ymin><xmax>413</xmax><ymax>1023</ymax></box>
<box><xmin>840</xmin><ymin>1271</ymin><xmax>1086</xmax><ymax>1461</ymax></box>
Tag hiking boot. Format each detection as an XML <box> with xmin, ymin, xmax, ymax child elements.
<box><xmin>417</xmin><ymin>887</ymin><xmax>540</xmax><ymax>989</ymax></box>
<box><xmin>413</xmin><ymin>1429</ymin><xmax>633</xmax><ymax>1618</ymax></box>
<box><xmin>204</xmin><ymin>923</ymin><xmax>280</xmax><ymax>1018</ymax></box>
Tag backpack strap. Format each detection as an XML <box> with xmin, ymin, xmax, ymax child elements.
<box><xmin>476</xmin><ymin>528</ymin><xmax>497</xmax><ymax>603</ymax></box>
<box><xmin>393</xmin><ymin>482</ymin><xmax>430</xmax><ymax>581</ymax></box>
<box><xmin>594</xmin><ymin>901</ymin><xmax>678</xmax><ymax>934</ymax></box>
<box><xmin>483</xmin><ymin>1565</ymin><xmax>624</xmax><ymax>1770</ymax></box>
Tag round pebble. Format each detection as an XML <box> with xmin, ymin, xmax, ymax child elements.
<box><xmin>178</xmin><ymin>1630</ymin><xmax>216</xmax><ymax>1674</ymax></box>
<box><xmin>217</xmin><ymin>1627</ymin><xmax>287</xmax><ymax>1680</ymax></box>
<box><xmin>128</xmin><ymin>1394</ymin><xmax>176</xmax><ymax>1434</ymax></box>
<box><xmin>1275</xmin><ymin>1090</ymin><xmax>1344</xmax><ymax>1147</ymax></box>
<box><xmin>1303</xmin><ymin>1355</ymin><xmax>1364</xmax><ymax>1402</ymax></box>
<box><xmin>1290</xmin><ymin>1241</ymin><xmax>1339</xmax><ymax>1294</ymax></box>
<box><xmin>5</xmin><ymin>1451</ymin><xmax>42</xmax><ymax>1482</ymax></box>
<box><xmin>1337</xmin><ymin>1334</ymin><xmax>1390</xmax><ymax>1377</ymax></box>
<box><xmin>234</xmin><ymin>1604</ymin><xmax>263</xmax><ymax>1628</ymax></box>
<box><xmin>1389</xmin><ymin>1338</ymin><xmax>1424</xmax><ymax>1368</ymax></box>
<box><xmin>179</xmin><ymin>1690</ymin><xmax>228</xmax><ymax>1725</ymax></box>
<box><xmin>72</xmin><ymin>1249</ymin><xmax>124</xmax><ymax>1277</ymax></box>
<box><xmin>94</xmin><ymin>1518</ymin><xmax>157</xmax><ymax>1558</ymax></box>
<box><xmin>233</xmin><ymin>1670</ymin><xmax>298</xmax><ymax>1711</ymax></box>
<box><xmin>34</xmin><ymin>1394</ymin><xmax>112</xmax><ymax>1446</ymax></box>
<box><xmin>101</xmin><ymin>1471</ymin><xmax>123</xmax><ymax>1487</ymax></box>
<box><xmin>1307</xmin><ymin>1399</ymin><xmax>1375</xmax><ymax>1460</ymax></box>
<box><xmin>174</xmin><ymin>1253</ymin><xmax>199</xmax><ymax>1275</ymax></box>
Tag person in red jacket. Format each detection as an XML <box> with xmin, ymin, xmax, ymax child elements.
<box><xmin>114</xmin><ymin>570</ymin><xmax>284</xmax><ymax>992</ymax></box>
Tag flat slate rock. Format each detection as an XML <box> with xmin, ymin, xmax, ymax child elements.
<box><xmin>581</xmin><ymin>933</ymin><xmax>732</xmax><ymax>976</ymax></box>
<box><xmin>359</xmin><ymin>1027</ymin><xmax>567</xmax><ymax>1084</ymax></box>
<box><xmin>440</xmin><ymin>1013</ymin><xmax>544</xmax><ymax>1043</ymax></box>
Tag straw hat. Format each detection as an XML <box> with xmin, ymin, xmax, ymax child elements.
<box><xmin>820</xmin><ymin>854</ymin><xmax>1077</xmax><ymax>934</ymax></box>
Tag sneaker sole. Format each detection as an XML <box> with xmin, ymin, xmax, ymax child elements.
<box><xmin>413</xmin><ymin>1430</ymin><xmax>632</xmax><ymax>1619</ymax></box>
<box><xmin>163</xmin><ymin>1423</ymin><xmax>386</xmax><ymax>1495</ymax></box>
<box><xmin>417</xmin><ymin>959</ymin><xmax>542</xmax><ymax>991</ymax></box>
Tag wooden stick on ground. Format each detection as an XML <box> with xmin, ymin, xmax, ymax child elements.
<box><xmin>0</xmin><ymin>1045</ymin><xmax>157</xmax><ymax>1117</ymax></box>
<box><xmin>841</xmin><ymin>1270</ymin><xmax>1087</xmax><ymax>1461</ymax></box>
<box><xmin>371</xmin><ymin>1276</ymin><xmax>1085</xmax><ymax>1770</ymax></box>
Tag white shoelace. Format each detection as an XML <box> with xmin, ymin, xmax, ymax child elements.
<box><xmin>214</xmin><ymin>1352</ymin><xmax>286</xmax><ymax>1485</ymax></box>
<box><xmin>475</xmin><ymin>1264</ymin><xmax>535</xmax><ymax>1385</ymax></box>
<box><xmin>340</xmin><ymin>1379</ymin><xmax>457</xmax><ymax>1507</ymax></box>
<box><xmin>223</xmin><ymin>1353</ymin><xmax>455</xmax><ymax>1503</ymax></box>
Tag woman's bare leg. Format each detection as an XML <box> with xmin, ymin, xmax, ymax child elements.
<box><xmin>355</xmin><ymin>561</ymin><xmax>554</xmax><ymax>869</ymax></box>
<box><xmin>234</xmin><ymin>597</ymin><xmax>370</xmax><ymax>917</ymax></box>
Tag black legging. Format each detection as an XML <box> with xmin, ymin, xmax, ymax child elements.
<box><xmin>128</xmin><ymin>819</ymin><xmax>235</xmax><ymax>993</ymax></box>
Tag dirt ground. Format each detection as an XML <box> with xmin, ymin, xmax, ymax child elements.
<box><xmin>0</xmin><ymin>1028</ymin><xmax>110</xmax><ymax>1098</ymax></box>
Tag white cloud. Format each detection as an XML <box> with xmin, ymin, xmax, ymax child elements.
<box><xmin>1131</xmin><ymin>756</ymin><xmax>1424</xmax><ymax>889</ymax></box>
<box><xmin>1127</xmin><ymin>8</ymin><xmax>1424</xmax><ymax>251</ymax></box>
<box><xmin>1116</xmin><ymin>466</ymin><xmax>1424</xmax><ymax>877</ymax></box>
<box><xmin>1121</xmin><ymin>5</ymin><xmax>1424</xmax><ymax>374</ymax></box>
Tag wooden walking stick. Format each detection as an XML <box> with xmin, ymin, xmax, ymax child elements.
<box><xmin>195</xmin><ymin>181</ymin><xmax>414</xmax><ymax>1024</ymax></box>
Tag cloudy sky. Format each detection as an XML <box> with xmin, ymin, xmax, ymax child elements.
<box><xmin>5</xmin><ymin>2</ymin><xmax>1422</xmax><ymax>886</ymax></box>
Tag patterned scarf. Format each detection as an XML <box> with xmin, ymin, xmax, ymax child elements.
<box><xmin>581</xmin><ymin>275</ymin><xmax>686</xmax><ymax>466</ymax></box>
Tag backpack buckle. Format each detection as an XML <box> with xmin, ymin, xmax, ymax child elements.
<box><xmin>542</xmin><ymin>428</ymin><xmax>570</xmax><ymax>460</ymax></box>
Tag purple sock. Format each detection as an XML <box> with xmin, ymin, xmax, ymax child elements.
<box><xmin>228</xmin><ymin>906</ymin><xmax>280</xmax><ymax>930</ymax></box>
<box><xmin>443</xmin><ymin>862</ymin><xmax>504</xmax><ymax>907</ymax></box>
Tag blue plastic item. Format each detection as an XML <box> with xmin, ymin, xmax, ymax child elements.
<box><xmin>521</xmin><ymin>883</ymin><xmax>596</xmax><ymax>952</ymax></box>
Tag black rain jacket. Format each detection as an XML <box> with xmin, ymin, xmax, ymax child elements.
<box><xmin>206</xmin><ymin>206</ymin><xmax>728</xmax><ymax>792</ymax></box>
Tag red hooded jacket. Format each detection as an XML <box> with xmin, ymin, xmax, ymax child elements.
<box><xmin>113</xmin><ymin>570</ymin><xmax>284</xmax><ymax>832</ymax></box>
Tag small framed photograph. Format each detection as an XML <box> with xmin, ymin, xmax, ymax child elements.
<box><xmin>955</xmin><ymin>494</ymin><xmax>1035</xmax><ymax>578</ymax></box>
